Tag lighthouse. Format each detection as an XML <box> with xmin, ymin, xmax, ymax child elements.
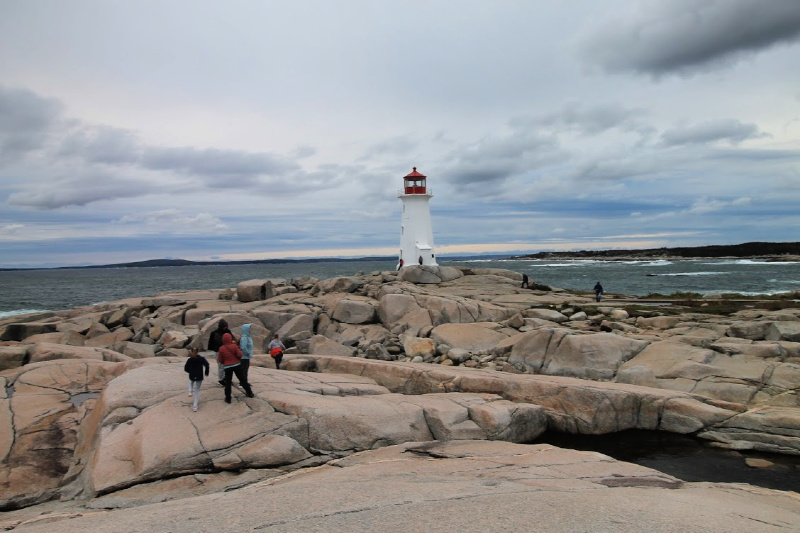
<box><xmin>398</xmin><ymin>167</ymin><xmax>437</xmax><ymax>268</ymax></box>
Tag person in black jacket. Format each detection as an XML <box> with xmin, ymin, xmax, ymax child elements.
<box><xmin>594</xmin><ymin>282</ymin><xmax>604</xmax><ymax>302</ymax></box>
<box><xmin>208</xmin><ymin>319</ymin><xmax>234</xmax><ymax>385</ymax></box>
<box><xmin>184</xmin><ymin>347</ymin><xmax>210</xmax><ymax>412</ymax></box>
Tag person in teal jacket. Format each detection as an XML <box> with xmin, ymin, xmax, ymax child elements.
<box><xmin>239</xmin><ymin>323</ymin><xmax>253</xmax><ymax>383</ymax></box>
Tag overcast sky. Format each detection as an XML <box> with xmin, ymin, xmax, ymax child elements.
<box><xmin>1</xmin><ymin>0</ymin><xmax>799</xmax><ymax>267</ymax></box>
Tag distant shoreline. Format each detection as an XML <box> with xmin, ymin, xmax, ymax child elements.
<box><xmin>3</xmin><ymin>241</ymin><xmax>799</xmax><ymax>272</ymax></box>
<box><xmin>510</xmin><ymin>241</ymin><xmax>800</xmax><ymax>262</ymax></box>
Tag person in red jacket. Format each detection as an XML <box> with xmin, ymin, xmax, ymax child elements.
<box><xmin>217</xmin><ymin>333</ymin><xmax>254</xmax><ymax>403</ymax></box>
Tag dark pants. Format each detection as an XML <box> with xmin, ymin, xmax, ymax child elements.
<box><xmin>240</xmin><ymin>359</ymin><xmax>250</xmax><ymax>382</ymax></box>
<box><xmin>224</xmin><ymin>364</ymin><xmax>253</xmax><ymax>401</ymax></box>
<box><xmin>273</xmin><ymin>353</ymin><xmax>283</xmax><ymax>369</ymax></box>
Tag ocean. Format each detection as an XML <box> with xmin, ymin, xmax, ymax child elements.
<box><xmin>2</xmin><ymin>258</ymin><xmax>800</xmax><ymax>318</ymax></box>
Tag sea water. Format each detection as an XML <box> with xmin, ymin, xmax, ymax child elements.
<box><xmin>1</xmin><ymin>258</ymin><xmax>799</xmax><ymax>317</ymax></box>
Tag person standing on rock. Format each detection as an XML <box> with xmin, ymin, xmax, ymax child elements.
<box><xmin>521</xmin><ymin>273</ymin><xmax>529</xmax><ymax>289</ymax></box>
<box><xmin>594</xmin><ymin>281</ymin><xmax>604</xmax><ymax>302</ymax></box>
<box><xmin>239</xmin><ymin>323</ymin><xmax>253</xmax><ymax>383</ymax></box>
<box><xmin>184</xmin><ymin>347</ymin><xmax>209</xmax><ymax>412</ymax></box>
<box><xmin>208</xmin><ymin>319</ymin><xmax>234</xmax><ymax>385</ymax></box>
<box><xmin>268</xmin><ymin>333</ymin><xmax>286</xmax><ymax>370</ymax></box>
<box><xmin>218</xmin><ymin>332</ymin><xmax>254</xmax><ymax>403</ymax></box>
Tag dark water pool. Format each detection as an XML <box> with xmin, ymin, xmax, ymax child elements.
<box><xmin>533</xmin><ymin>430</ymin><xmax>800</xmax><ymax>493</ymax></box>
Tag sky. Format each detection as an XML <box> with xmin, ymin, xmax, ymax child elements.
<box><xmin>1</xmin><ymin>0</ymin><xmax>799</xmax><ymax>268</ymax></box>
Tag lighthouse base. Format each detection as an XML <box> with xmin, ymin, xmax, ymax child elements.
<box><xmin>398</xmin><ymin>265</ymin><xmax>463</xmax><ymax>284</ymax></box>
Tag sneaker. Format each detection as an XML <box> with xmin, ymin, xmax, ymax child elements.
<box><xmin>192</xmin><ymin>406</ymin><xmax>198</xmax><ymax>412</ymax></box>
<box><xmin>188</xmin><ymin>392</ymin><xmax>193</xmax><ymax>396</ymax></box>
<box><xmin>224</xmin><ymin>397</ymin><xmax>231</xmax><ymax>404</ymax></box>
<box><xmin>218</xmin><ymin>380</ymin><xmax>225</xmax><ymax>386</ymax></box>
<box><xmin>246</xmin><ymin>392</ymin><xmax>254</xmax><ymax>398</ymax></box>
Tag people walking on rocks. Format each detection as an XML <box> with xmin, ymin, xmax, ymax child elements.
<box><xmin>268</xmin><ymin>333</ymin><xmax>286</xmax><ymax>370</ymax></box>
<box><xmin>239</xmin><ymin>323</ymin><xmax>253</xmax><ymax>383</ymax></box>
<box><xmin>218</xmin><ymin>332</ymin><xmax>254</xmax><ymax>403</ymax></box>
<box><xmin>521</xmin><ymin>273</ymin><xmax>529</xmax><ymax>289</ymax></box>
<box><xmin>184</xmin><ymin>347</ymin><xmax>209</xmax><ymax>412</ymax></box>
<box><xmin>208</xmin><ymin>319</ymin><xmax>234</xmax><ymax>385</ymax></box>
<box><xmin>594</xmin><ymin>281</ymin><xmax>604</xmax><ymax>302</ymax></box>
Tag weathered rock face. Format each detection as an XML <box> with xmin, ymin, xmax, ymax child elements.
<box><xmin>8</xmin><ymin>440</ymin><xmax>800</xmax><ymax>533</ymax></box>
<box><xmin>308</xmin><ymin>335</ymin><xmax>356</xmax><ymax>357</ymax></box>
<box><xmin>0</xmin><ymin>345</ymin><xmax>29</xmax><ymax>370</ymax></box>
<box><xmin>0</xmin><ymin>359</ymin><xmax>129</xmax><ymax>510</ymax></box>
<box><xmin>399</xmin><ymin>265</ymin><xmax>463</xmax><ymax>284</ymax></box>
<box><xmin>430</xmin><ymin>323</ymin><xmax>508</xmax><ymax>352</ymax></box>
<box><xmin>507</xmin><ymin>329</ymin><xmax>648</xmax><ymax>380</ymax></box>
<box><xmin>330</xmin><ymin>297</ymin><xmax>377</xmax><ymax>324</ymax></box>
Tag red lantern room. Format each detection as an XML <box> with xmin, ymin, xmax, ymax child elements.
<box><xmin>403</xmin><ymin>167</ymin><xmax>427</xmax><ymax>195</ymax></box>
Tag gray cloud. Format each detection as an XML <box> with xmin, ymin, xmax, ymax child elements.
<box><xmin>58</xmin><ymin>125</ymin><xmax>142</xmax><ymax>165</ymax></box>
<box><xmin>0</xmin><ymin>86</ymin><xmax>63</xmax><ymax>160</ymax></box>
<box><xmin>141</xmin><ymin>146</ymin><xmax>300</xmax><ymax>185</ymax></box>
<box><xmin>515</xmin><ymin>103</ymin><xmax>651</xmax><ymax>136</ymax></box>
<box><xmin>661</xmin><ymin>119</ymin><xmax>763</xmax><ymax>146</ymax></box>
<box><xmin>441</xmin><ymin>128</ymin><xmax>560</xmax><ymax>188</ymax></box>
<box><xmin>582</xmin><ymin>0</ymin><xmax>800</xmax><ymax>76</ymax></box>
<box><xmin>7</xmin><ymin>174</ymin><xmax>148</xmax><ymax>209</ymax></box>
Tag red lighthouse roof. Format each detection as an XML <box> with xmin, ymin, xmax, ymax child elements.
<box><xmin>404</xmin><ymin>167</ymin><xmax>426</xmax><ymax>178</ymax></box>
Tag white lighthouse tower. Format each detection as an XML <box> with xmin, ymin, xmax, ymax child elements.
<box><xmin>398</xmin><ymin>167</ymin><xmax>437</xmax><ymax>269</ymax></box>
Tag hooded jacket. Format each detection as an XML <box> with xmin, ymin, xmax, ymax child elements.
<box><xmin>217</xmin><ymin>333</ymin><xmax>243</xmax><ymax>368</ymax></box>
<box><xmin>208</xmin><ymin>322</ymin><xmax>233</xmax><ymax>352</ymax></box>
<box><xmin>239</xmin><ymin>324</ymin><xmax>253</xmax><ymax>360</ymax></box>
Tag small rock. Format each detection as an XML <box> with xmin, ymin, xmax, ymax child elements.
<box><xmin>745</xmin><ymin>458</ymin><xmax>774</xmax><ymax>468</ymax></box>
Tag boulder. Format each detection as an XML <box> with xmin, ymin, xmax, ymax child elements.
<box><xmin>0</xmin><ymin>322</ymin><xmax>58</xmax><ymax>342</ymax></box>
<box><xmin>85</xmin><ymin>328</ymin><xmax>134</xmax><ymax>349</ymax></box>
<box><xmin>236</xmin><ymin>279</ymin><xmax>279</xmax><ymax>303</ymax></box>
<box><xmin>0</xmin><ymin>345</ymin><xmax>29</xmax><ymax>370</ymax></box>
<box><xmin>27</xmin><ymin>343</ymin><xmax>123</xmax><ymax>364</ymax></box>
<box><xmin>399</xmin><ymin>265</ymin><xmax>463</xmax><ymax>284</ymax></box>
<box><xmin>364</xmin><ymin>343</ymin><xmax>394</xmax><ymax>361</ymax></box>
<box><xmin>123</xmin><ymin>342</ymin><xmax>157</xmax><ymax>359</ymax></box>
<box><xmin>523</xmin><ymin>308</ymin><xmax>568</xmax><ymax>323</ymax></box>
<box><xmin>765</xmin><ymin>322</ymin><xmax>800</xmax><ymax>342</ymax></box>
<box><xmin>160</xmin><ymin>331</ymin><xmax>189</xmax><ymax>349</ymax></box>
<box><xmin>103</xmin><ymin>307</ymin><xmax>135</xmax><ymax>329</ymax></box>
<box><xmin>508</xmin><ymin>329</ymin><xmax>648</xmax><ymax>380</ymax></box>
<box><xmin>727</xmin><ymin>321</ymin><xmax>771</xmax><ymax>340</ymax></box>
<box><xmin>308</xmin><ymin>335</ymin><xmax>356</xmax><ymax>357</ymax></box>
<box><xmin>403</xmin><ymin>337</ymin><xmax>436</xmax><ymax>359</ymax></box>
<box><xmin>636</xmin><ymin>316</ymin><xmax>681</xmax><ymax>329</ymax></box>
<box><xmin>331</xmin><ymin>298</ymin><xmax>377</xmax><ymax>324</ymax></box>
<box><xmin>430</xmin><ymin>323</ymin><xmax>508</xmax><ymax>353</ymax></box>
<box><xmin>311</xmin><ymin>276</ymin><xmax>363</xmax><ymax>295</ymax></box>
<box><xmin>85</xmin><ymin>322</ymin><xmax>111</xmax><ymax>339</ymax></box>
<box><xmin>275</xmin><ymin>314</ymin><xmax>315</xmax><ymax>346</ymax></box>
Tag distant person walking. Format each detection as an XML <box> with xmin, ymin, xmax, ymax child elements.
<box><xmin>521</xmin><ymin>273</ymin><xmax>529</xmax><ymax>289</ymax></box>
<box><xmin>268</xmin><ymin>334</ymin><xmax>286</xmax><ymax>370</ymax></box>
<box><xmin>208</xmin><ymin>319</ymin><xmax>234</xmax><ymax>385</ymax></box>
<box><xmin>239</xmin><ymin>323</ymin><xmax>254</xmax><ymax>384</ymax></box>
<box><xmin>184</xmin><ymin>347</ymin><xmax>209</xmax><ymax>412</ymax></box>
<box><xmin>218</xmin><ymin>333</ymin><xmax>254</xmax><ymax>403</ymax></box>
<box><xmin>594</xmin><ymin>282</ymin><xmax>604</xmax><ymax>302</ymax></box>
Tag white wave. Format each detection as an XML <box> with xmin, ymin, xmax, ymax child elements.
<box><xmin>627</xmin><ymin>260</ymin><xmax>673</xmax><ymax>266</ymax></box>
<box><xmin>0</xmin><ymin>309</ymin><xmax>49</xmax><ymax>319</ymax></box>
<box><xmin>657</xmin><ymin>271</ymin><xmax>727</xmax><ymax>277</ymax></box>
<box><xmin>706</xmin><ymin>259</ymin><xmax>800</xmax><ymax>266</ymax></box>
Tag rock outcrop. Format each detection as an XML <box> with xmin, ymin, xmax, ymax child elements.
<box><xmin>1</xmin><ymin>267</ymin><xmax>799</xmax><ymax>520</ymax></box>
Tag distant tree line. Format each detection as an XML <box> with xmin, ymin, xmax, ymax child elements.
<box><xmin>514</xmin><ymin>242</ymin><xmax>800</xmax><ymax>260</ymax></box>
